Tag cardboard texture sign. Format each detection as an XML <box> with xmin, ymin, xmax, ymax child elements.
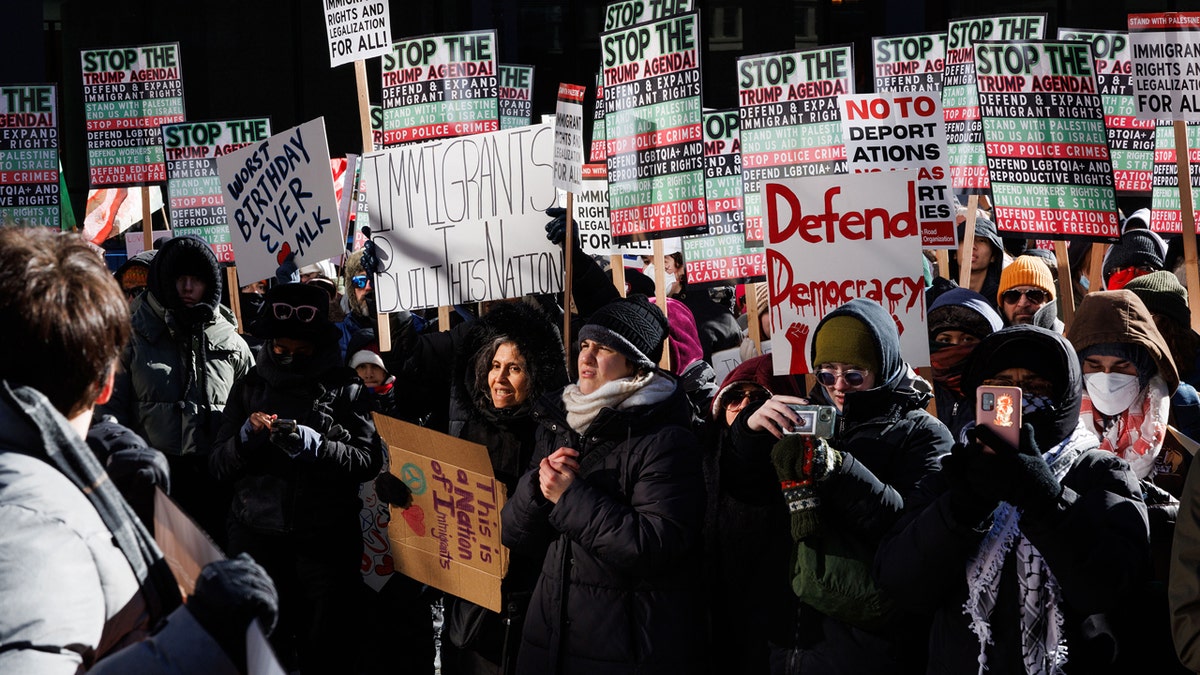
<box><xmin>375</xmin><ymin>414</ymin><xmax>508</xmax><ymax>613</ymax></box>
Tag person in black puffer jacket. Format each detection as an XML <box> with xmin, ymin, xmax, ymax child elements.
<box><xmin>501</xmin><ymin>295</ymin><xmax>706</xmax><ymax>674</ymax></box>
<box><xmin>210</xmin><ymin>282</ymin><xmax>384</xmax><ymax>674</ymax></box>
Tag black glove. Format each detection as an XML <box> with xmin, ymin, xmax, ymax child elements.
<box><xmin>972</xmin><ymin>423</ymin><xmax>1063</xmax><ymax>515</ymax></box>
<box><xmin>274</xmin><ymin>251</ymin><xmax>299</xmax><ymax>285</ymax></box>
<box><xmin>941</xmin><ymin>442</ymin><xmax>999</xmax><ymax>527</ymax></box>
<box><xmin>375</xmin><ymin>471</ymin><xmax>413</xmax><ymax>508</ymax></box>
<box><xmin>361</xmin><ymin>228</ymin><xmax>380</xmax><ymax>275</ymax></box>
<box><xmin>544</xmin><ymin>207</ymin><xmax>568</xmax><ymax>246</ymax></box>
<box><xmin>105</xmin><ymin>447</ymin><xmax>171</xmax><ymax>530</ymax></box>
<box><xmin>186</xmin><ymin>553</ymin><xmax>279</xmax><ymax>662</ymax></box>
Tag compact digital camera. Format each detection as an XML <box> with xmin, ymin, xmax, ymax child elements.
<box><xmin>784</xmin><ymin>404</ymin><xmax>837</xmax><ymax>438</ymax></box>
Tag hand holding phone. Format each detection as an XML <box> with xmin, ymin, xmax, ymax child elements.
<box><xmin>976</xmin><ymin>386</ymin><xmax>1021</xmax><ymax>453</ymax></box>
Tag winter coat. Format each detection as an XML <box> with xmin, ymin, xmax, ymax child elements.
<box><xmin>1171</xmin><ymin>452</ymin><xmax>1200</xmax><ymax>670</ymax></box>
<box><xmin>100</xmin><ymin>236</ymin><xmax>253</xmax><ymax>457</ymax></box>
<box><xmin>501</xmin><ymin>379</ymin><xmax>707</xmax><ymax>674</ymax></box>
<box><xmin>210</xmin><ymin>344</ymin><xmax>384</xmax><ymax>535</ymax></box>
<box><xmin>0</xmin><ymin>385</ymin><xmax>235</xmax><ymax>675</ymax></box>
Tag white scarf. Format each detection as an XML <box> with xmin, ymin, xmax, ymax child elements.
<box><xmin>963</xmin><ymin>420</ymin><xmax>1098</xmax><ymax>675</ymax></box>
<box><xmin>561</xmin><ymin>371</ymin><xmax>675</xmax><ymax>434</ymax></box>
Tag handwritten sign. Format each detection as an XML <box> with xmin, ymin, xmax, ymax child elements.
<box><xmin>216</xmin><ymin>118</ymin><xmax>344</xmax><ymax>283</ymax></box>
<box><xmin>0</xmin><ymin>84</ymin><xmax>59</xmax><ymax>227</ymax></box>
<box><xmin>1129</xmin><ymin>13</ymin><xmax>1200</xmax><ymax>120</ymax></box>
<box><xmin>840</xmin><ymin>92</ymin><xmax>955</xmax><ymax>248</ymax></box>
<box><xmin>1059</xmin><ymin>28</ymin><xmax>1156</xmax><ymax>194</ymax></box>
<box><xmin>602</xmin><ymin>11</ymin><xmax>707</xmax><ymax>244</ymax></box>
<box><xmin>1150</xmin><ymin>121</ymin><xmax>1200</xmax><ymax>233</ymax></box>
<box><xmin>944</xmin><ymin>15</ymin><xmax>1046</xmax><ymax>191</ymax></box>
<box><xmin>873</xmin><ymin>32</ymin><xmax>947</xmax><ymax>93</ymax></box>
<box><xmin>362</xmin><ymin>123</ymin><xmax>562</xmax><ymax>311</ymax></box>
<box><xmin>498</xmin><ymin>65</ymin><xmax>534</xmax><ymax>129</ymax></box>
<box><xmin>81</xmin><ymin>43</ymin><xmax>185</xmax><ymax>186</ymax></box>
<box><xmin>975</xmin><ymin>41</ymin><xmax>1119</xmax><ymax>240</ymax></box>
<box><xmin>553</xmin><ymin>83</ymin><xmax>586</xmax><ymax>192</ymax></box>
<box><xmin>381</xmin><ymin>30</ymin><xmax>499</xmax><ymax>145</ymax></box>
<box><xmin>683</xmin><ymin>109</ymin><xmax>764</xmax><ymax>286</ymax></box>
<box><xmin>764</xmin><ymin>171</ymin><xmax>927</xmax><ymax>375</ymax></box>
<box><xmin>323</xmin><ymin>0</ymin><xmax>392</xmax><ymax>68</ymax></box>
<box><xmin>163</xmin><ymin>118</ymin><xmax>271</xmax><ymax>262</ymax></box>
<box><xmin>737</xmin><ymin>45</ymin><xmax>854</xmax><ymax>245</ymax></box>
<box><xmin>375</xmin><ymin>414</ymin><xmax>507</xmax><ymax>613</ymax></box>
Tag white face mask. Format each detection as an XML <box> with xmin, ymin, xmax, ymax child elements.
<box><xmin>1084</xmin><ymin>372</ymin><xmax>1143</xmax><ymax>415</ymax></box>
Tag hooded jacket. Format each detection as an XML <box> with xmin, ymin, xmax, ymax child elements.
<box><xmin>501</xmin><ymin>378</ymin><xmax>706</xmax><ymax>674</ymax></box>
<box><xmin>1067</xmin><ymin>290</ymin><xmax>1180</xmax><ymax>395</ymax></box>
<box><xmin>726</xmin><ymin>299</ymin><xmax>953</xmax><ymax>671</ymax></box>
<box><xmin>927</xmin><ymin>289</ymin><xmax>1004</xmax><ymax>439</ymax></box>
<box><xmin>958</xmin><ymin>216</ymin><xmax>1005</xmax><ymax>312</ymax></box>
<box><xmin>876</xmin><ymin>325</ymin><xmax>1150</xmax><ymax>674</ymax></box>
<box><xmin>99</xmin><ymin>236</ymin><xmax>253</xmax><ymax>457</ymax></box>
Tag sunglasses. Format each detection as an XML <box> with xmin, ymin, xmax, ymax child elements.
<box><xmin>271</xmin><ymin>302</ymin><xmax>320</xmax><ymax>322</ymax></box>
<box><xmin>727</xmin><ymin>387</ymin><xmax>771</xmax><ymax>406</ymax></box>
<box><xmin>1000</xmin><ymin>288</ymin><xmax>1049</xmax><ymax>305</ymax></box>
<box><xmin>351</xmin><ymin>274</ymin><xmax>371</xmax><ymax>290</ymax></box>
<box><xmin>816</xmin><ymin>369</ymin><xmax>868</xmax><ymax>387</ymax></box>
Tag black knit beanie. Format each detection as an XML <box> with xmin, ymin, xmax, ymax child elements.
<box><xmin>1103</xmin><ymin>229</ymin><xmax>1165</xmax><ymax>283</ymax></box>
<box><xmin>578</xmin><ymin>294</ymin><xmax>669</xmax><ymax>370</ymax></box>
<box><xmin>1124</xmin><ymin>270</ymin><xmax>1190</xmax><ymax>328</ymax></box>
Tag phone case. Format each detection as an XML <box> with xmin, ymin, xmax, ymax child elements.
<box><xmin>976</xmin><ymin>385</ymin><xmax>1022</xmax><ymax>449</ymax></box>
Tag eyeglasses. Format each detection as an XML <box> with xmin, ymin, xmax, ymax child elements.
<box><xmin>271</xmin><ymin>302</ymin><xmax>320</xmax><ymax>322</ymax></box>
<box><xmin>351</xmin><ymin>275</ymin><xmax>371</xmax><ymax>290</ymax></box>
<box><xmin>816</xmin><ymin>369</ymin><xmax>868</xmax><ymax>387</ymax></box>
<box><xmin>1000</xmin><ymin>288</ymin><xmax>1049</xmax><ymax>305</ymax></box>
<box><xmin>123</xmin><ymin>286</ymin><xmax>146</xmax><ymax>300</ymax></box>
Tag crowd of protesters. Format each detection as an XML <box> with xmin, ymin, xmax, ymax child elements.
<box><xmin>6</xmin><ymin>200</ymin><xmax>1200</xmax><ymax>675</ymax></box>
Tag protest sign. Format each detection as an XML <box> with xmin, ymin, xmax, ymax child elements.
<box><xmin>840</xmin><ymin>92</ymin><xmax>956</xmax><ymax>248</ymax></box>
<box><xmin>216</xmin><ymin>118</ymin><xmax>345</xmax><ymax>284</ymax></box>
<box><xmin>124</xmin><ymin>229</ymin><xmax>171</xmax><ymax>257</ymax></box>
<box><xmin>568</xmin><ymin>164</ymin><xmax>653</xmax><ymax>257</ymax></box>
<box><xmin>554</xmin><ymin>83</ymin><xmax>587</xmax><ymax>192</ymax></box>
<box><xmin>1059</xmin><ymin>28</ymin><xmax>1155</xmax><ymax>194</ymax></box>
<box><xmin>376</xmin><ymin>414</ymin><xmax>507</xmax><ymax>613</ymax></box>
<box><xmin>602</xmin><ymin>11</ymin><xmax>707</xmax><ymax>244</ymax></box>
<box><xmin>738</xmin><ymin>45</ymin><xmax>854</xmax><ymax>245</ymax></box>
<box><xmin>362</xmin><ymin>123</ymin><xmax>562</xmax><ymax>311</ymax></box>
<box><xmin>682</xmin><ymin>109</ymin><xmax>765</xmax><ymax>287</ymax></box>
<box><xmin>944</xmin><ymin>15</ymin><xmax>1046</xmax><ymax>191</ymax></box>
<box><xmin>974</xmin><ymin>41</ymin><xmax>1119</xmax><ymax>240</ymax></box>
<box><xmin>162</xmin><ymin>118</ymin><xmax>271</xmax><ymax>263</ymax></box>
<box><xmin>764</xmin><ymin>171</ymin><xmax>927</xmax><ymax>376</ymax></box>
<box><xmin>0</xmin><ymin>84</ymin><xmax>60</xmax><ymax>228</ymax></box>
<box><xmin>1128</xmin><ymin>13</ymin><xmax>1200</xmax><ymax>121</ymax></box>
<box><xmin>873</xmin><ymin>32</ymin><xmax>947</xmax><ymax>93</ymax></box>
<box><xmin>603</xmin><ymin>0</ymin><xmax>694</xmax><ymax>30</ymax></box>
<box><xmin>81</xmin><ymin>43</ymin><xmax>185</xmax><ymax>187</ymax></box>
<box><xmin>498</xmin><ymin>65</ymin><xmax>534</xmax><ymax>129</ymax></box>
<box><xmin>323</xmin><ymin>0</ymin><xmax>392</xmax><ymax>68</ymax></box>
<box><xmin>82</xmin><ymin>185</ymin><xmax>164</xmax><ymax>244</ymax></box>
<box><xmin>380</xmin><ymin>30</ymin><xmax>499</xmax><ymax>145</ymax></box>
<box><xmin>590</xmin><ymin>73</ymin><xmax>607</xmax><ymax>163</ymax></box>
<box><xmin>1150</xmin><ymin>121</ymin><xmax>1200</xmax><ymax>233</ymax></box>
<box><xmin>369</xmin><ymin>104</ymin><xmax>386</xmax><ymax>148</ymax></box>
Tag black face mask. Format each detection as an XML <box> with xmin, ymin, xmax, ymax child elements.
<box><xmin>269</xmin><ymin>346</ymin><xmax>311</xmax><ymax>370</ymax></box>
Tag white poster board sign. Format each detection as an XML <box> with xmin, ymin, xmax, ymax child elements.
<box><xmin>361</xmin><ymin>123</ymin><xmax>564</xmax><ymax>312</ymax></box>
<box><xmin>764</xmin><ymin>171</ymin><xmax>928</xmax><ymax>375</ymax></box>
<box><xmin>216</xmin><ymin>118</ymin><xmax>345</xmax><ymax>284</ymax></box>
<box><xmin>553</xmin><ymin>83</ymin><xmax>586</xmax><ymax>192</ymax></box>
<box><xmin>324</xmin><ymin>0</ymin><xmax>393</xmax><ymax>68</ymax></box>
<box><xmin>1129</xmin><ymin>13</ymin><xmax>1200</xmax><ymax>121</ymax></box>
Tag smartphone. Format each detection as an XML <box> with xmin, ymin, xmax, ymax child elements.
<box><xmin>272</xmin><ymin>418</ymin><xmax>297</xmax><ymax>433</ymax></box>
<box><xmin>976</xmin><ymin>385</ymin><xmax>1021</xmax><ymax>450</ymax></box>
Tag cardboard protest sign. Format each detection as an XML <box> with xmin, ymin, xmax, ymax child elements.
<box><xmin>683</xmin><ymin>109</ymin><xmax>765</xmax><ymax>287</ymax></box>
<box><xmin>603</xmin><ymin>0</ymin><xmax>694</xmax><ymax>30</ymax></box>
<box><xmin>216</xmin><ymin>118</ymin><xmax>345</xmax><ymax>284</ymax></box>
<box><xmin>376</xmin><ymin>414</ymin><xmax>507</xmax><ymax>613</ymax></box>
<box><xmin>162</xmin><ymin>118</ymin><xmax>271</xmax><ymax>263</ymax></box>
<box><xmin>944</xmin><ymin>15</ymin><xmax>1046</xmax><ymax>191</ymax></box>
<box><xmin>82</xmin><ymin>185</ymin><xmax>164</xmax><ymax>244</ymax></box>
<box><xmin>1128</xmin><ymin>13</ymin><xmax>1200</xmax><ymax>121</ymax></box>
<box><xmin>0</xmin><ymin>84</ymin><xmax>60</xmax><ymax>227</ymax></box>
<box><xmin>81</xmin><ymin>43</ymin><xmax>185</xmax><ymax>187</ymax></box>
<box><xmin>590</xmin><ymin>73</ymin><xmax>607</xmax><ymax>163</ymax></box>
<box><xmin>381</xmin><ymin>30</ymin><xmax>499</xmax><ymax>145</ymax></box>
<box><xmin>323</xmin><ymin>0</ymin><xmax>392</xmax><ymax>68</ymax></box>
<box><xmin>738</xmin><ymin>45</ymin><xmax>854</xmax><ymax>245</ymax></box>
<box><xmin>764</xmin><ymin>171</ymin><xmax>928</xmax><ymax>376</ymax></box>
<box><xmin>1059</xmin><ymin>28</ymin><xmax>1156</xmax><ymax>195</ymax></box>
<box><xmin>362</xmin><ymin>123</ymin><xmax>562</xmax><ymax>311</ymax></box>
<box><xmin>1150</xmin><ymin>121</ymin><xmax>1200</xmax><ymax>233</ymax></box>
<box><xmin>873</xmin><ymin>32</ymin><xmax>947</xmax><ymax>93</ymax></box>
<box><xmin>840</xmin><ymin>92</ymin><xmax>956</xmax><ymax>248</ymax></box>
<box><xmin>602</xmin><ymin>11</ymin><xmax>707</xmax><ymax>244</ymax></box>
<box><xmin>975</xmin><ymin>41</ymin><xmax>1120</xmax><ymax>240</ymax></box>
<box><xmin>498</xmin><ymin>65</ymin><xmax>534</xmax><ymax>130</ymax></box>
<box><xmin>554</xmin><ymin>83</ymin><xmax>587</xmax><ymax>192</ymax></box>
